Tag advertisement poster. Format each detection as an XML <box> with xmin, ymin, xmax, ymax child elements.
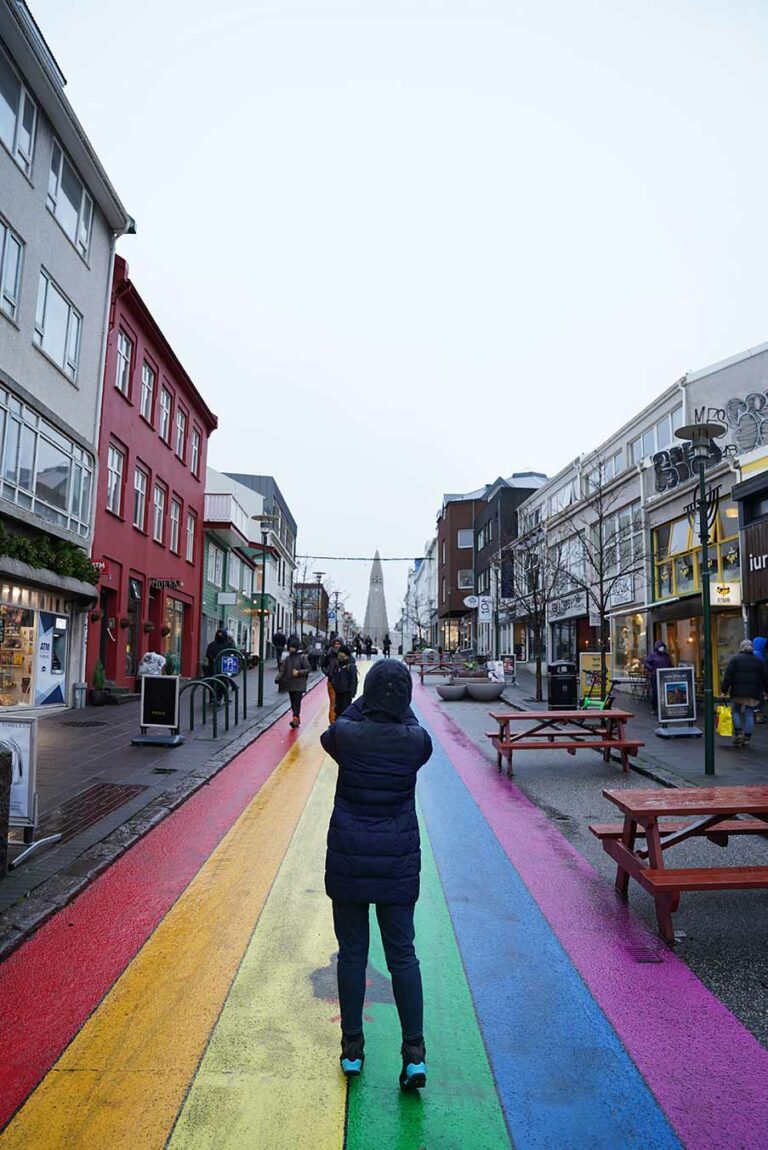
<box><xmin>500</xmin><ymin>654</ymin><xmax>516</xmax><ymax>684</ymax></box>
<box><xmin>1</xmin><ymin>717</ymin><xmax>37</xmax><ymax>826</ymax></box>
<box><xmin>579</xmin><ymin>652</ymin><xmax>604</xmax><ymax>698</ymax></box>
<box><xmin>141</xmin><ymin>676</ymin><xmax>180</xmax><ymax>730</ymax></box>
<box><xmin>35</xmin><ymin>611</ymin><xmax>67</xmax><ymax>706</ymax></box>
<box><xmin>657</xmin><ymin>665</ymin><xmax>696</xmax><ymax>724</ymax></box>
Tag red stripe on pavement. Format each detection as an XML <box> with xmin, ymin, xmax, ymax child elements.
<box><xmin>0</xmin><ymin>684</ymin><xmax>325</xmax><ymax>1130</ymax></box>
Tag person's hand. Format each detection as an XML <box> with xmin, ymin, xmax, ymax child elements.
<box><xmin>292</xmin><ymin>669</ymin><xmax>299</xmax><ymax>677</ymax></box>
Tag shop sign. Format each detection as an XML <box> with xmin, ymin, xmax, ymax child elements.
<box><xmin>657</xmin><ymin>665</ymin><xmax>697</xmax><ymax>725</ymax></box>
<box><xmin>549</xmin><ymin>591</ymin><xmax>586</xmax><ymax>620</ymax></box>
<box><xmin>150</xmin><ymin>579</ymin><xmax>184</xmax><ymax>589</ymax></box>
<box><xmin>713</xmin><ymin>582</ymin><xmax>741</xmax><ymax>607</ymax></box>
<box><xmin>2</xmin><ymin>716</ymin><xmax>37</xmax><ymax>828</ymax></box>
<box><xmin>217</xmin><ymin>592</ymin><xmax>237</xmax><ymax>605</ymax></box>
<box><xmin>743</xmin><ymin>520</ymin><xmax>768</xmax><ymax>602</ymax></box>
<box><xmin>94</xmin><ymin>560</ymin><xmax>111</xmax><ymax>580</ymax></box>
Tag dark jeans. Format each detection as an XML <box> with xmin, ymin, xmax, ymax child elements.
<box><xmin>332</xmin><ymin>901</ymin><xmax>423</xmax><ymax>1040</ymax></box>
<box><xmin>334</xmin><ymin>692</ymin><xmax>352</xmax><ymax>718</ymax></box>
<box><xmin>288</xmin><ymin>691</ymin><xmax>304</xmax><ymax>717</ymax></box>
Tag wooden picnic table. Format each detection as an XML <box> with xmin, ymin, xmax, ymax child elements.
<box><xmin>486</xmin><ymin>709</ymin><xmax>643</xmax><ymax>775</ymax></box>
<box><xmin>414</xmin><ymin>660</ymin><xmax>463</xmax><ymax>683</ymax></box>
<box><xmin>591</xmin><ymin>786</ymin><xmax>768</xmax><ymax>943</ymax></box>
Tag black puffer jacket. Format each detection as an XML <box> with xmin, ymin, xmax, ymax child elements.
<box><xmin>321</xmin><ymin>661</ymin><xmax>432</xmax><ymax>904</ymax></box>
<box><xmin>721</xmin><ymin>653</ymin><xmax>768</xmax><ymax>700</ymax></box>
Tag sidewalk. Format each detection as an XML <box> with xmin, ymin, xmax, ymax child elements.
<box><xmin>502</xmin><ymin>665</ymin><xmax>768</xmax><ymax>788</ymax></box>
<box><xmin>0</xmin><ymin>666</ymin><xmax>326</xmax><ymax>956</ymax></box>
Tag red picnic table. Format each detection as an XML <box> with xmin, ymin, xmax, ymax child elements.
<box><xmin>590</xmin><ymin>786</ymin><xmax>768</xmax><ymax>942</ymax></box>
<box><xmin>486</xmin><ymin>709</ymin><xmax>643</xmax><ymax>776</ymax></box>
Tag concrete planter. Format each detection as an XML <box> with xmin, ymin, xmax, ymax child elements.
<box><xmin>436</xmin><ymin>684</ymin><xmax>467</xmax><ymax>701</ymax></box>
<box><xmin>465</xmin><ymin>681</ymin><xmax>505</xmax><ymax>702</ymax></box>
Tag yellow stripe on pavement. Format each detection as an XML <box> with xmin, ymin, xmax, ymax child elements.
<box><xmin>167</xmin><ymin>755</ymin><xmax>345</xmax><ymax>1150</ymax></box>
<box><xmin>0</xmin><ymin>715</ymin><xmax>330</xmax><ymax>1150</ymax></box>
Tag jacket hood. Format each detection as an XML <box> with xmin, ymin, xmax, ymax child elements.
<box><xmin>360</xmin><ymin>660</ymin><xmax>412</xmax><ymax>722</ymax></box>
<box><xmin>753</xmin><ymin>636</ymin><xmax>767</xmax><ymax>658</ymax></box>
<box><xmin>653</xmin><ymin>640</ymin><xmax>667</xmax><ymax>653</ymax></box>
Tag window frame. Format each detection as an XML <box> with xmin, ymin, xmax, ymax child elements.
<box><xmin>47</xmin><ymin>138</ymin><xmax>94</xmax><ymax>258</ymax></box>
<box><xmin>0</xmin><ymin>44</ymin><xmax>37</xmax><ymax>174</ymax></box>
<box><xmin>175</xmin><ymin>406</ymin><xmax>187</xmax><ymax>460</ymax></box>
<box><xmin>133</xmin><ymin>465</ymin><xmax>148</xmax><ymax>530</ymax></box>
<box><xmin>169</xmin><ymin>496</ymin><xmax>181</xmax><ymax>553</ymax></box>
<box><xmin>106</xmin><ymin>444</ymin><xmax>125</xmax><ymax>516</ymax></box>
<box><xmin>140</xmin><ymin>360</ymin><xmax>156</xmax><ymax>422</ymax></box>
<box><xmin>0</xmin><ymin>216</ymin><xmax>23</xmax><ymax>321</ymax></box>
<box><xmin>152</xmin><ymin>483</ymin><xmax>166</xmax><ymax>544</ymax></box>
<box><xmin>457</xmin><ymin>568</ymin><xmax>474</xmax><ymax>590</ymax></box>
<box><xmin>115</xmin><ymin>329</ymin><xmax>133</xmax><ymax>397</ymax></box>
<box><xmin>207</xmin><ymin>543</ymin><xmax>224</xmax><ymax>587</ymax></box>
<box><xmin>33</xmin><ymin>269</ymin><xmax>82</xmax><ymax>381</ymax></box>
<box><xmin>159</xmin><ymin>386</ymin><xmax>172</xmax><ymax>443</ymax></box>
<box><xmin>190</xmin><ymin>427</ymin><xmax>201</xmax><ymax>477</ymax></box>
<box><xmin>457</xmin><ymin>528</ymin><xmax>473</xmax><ymax>549</ymax></box>
<box><xmin>185</xmin><ymin>510</ymin><xmax>196</xmax><ymax>563</ymax></box>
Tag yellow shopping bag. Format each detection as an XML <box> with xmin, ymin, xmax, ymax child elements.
<box><xmin>716</xmin><ymin>704</ymin><xmax>733</xmax><ymax>737</ymax></box>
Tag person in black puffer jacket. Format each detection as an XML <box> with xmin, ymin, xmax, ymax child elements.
<box><xmin>321</xmin><ymin>660</ymin><xmax>432</xmax><ymax>1089</ymax></box>
<box><xmin>721</xmin><ymin>639</ymin><xmax>768</xmax><ymax>748</ymax></box>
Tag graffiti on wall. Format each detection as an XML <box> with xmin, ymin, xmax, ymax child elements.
<box><xmin>695</xmin><ymin>395</ymin><xmax>768</xmax><ymax>454</ymax></box>
<box><xmin>651</xmin><ymin>440</ymin><xmax>728</xmax><ymax>493</ymax></box>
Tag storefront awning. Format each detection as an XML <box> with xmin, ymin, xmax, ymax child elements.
<box><xmin>0</xmin><ymin>556</ymin><xmax>98</xmax><ymax>603</ymax></box>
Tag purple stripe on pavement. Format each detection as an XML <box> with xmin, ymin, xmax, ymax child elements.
<box><xmin>414</xmin><ymin>681</ymin><xmax>768</xmax><ymax>1150</ymax></box>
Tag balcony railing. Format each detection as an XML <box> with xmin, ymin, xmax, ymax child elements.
<box><xmin>204</xmin><ymin>493</ymin><xmax>252</xmax><ymax>542</ymax></box>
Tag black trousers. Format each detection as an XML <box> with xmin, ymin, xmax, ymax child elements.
<box><xmin>332</xmin><ymin>901</ymin><xmax>423</xmax><ymax>1040</ymax></box>
<box><xmin>334</xmin><ymin>691</ymin><xmax>353</xmax><ymax>718</ymax></box>
<box><xmin>288</xmin><ymin>691</ymin><xmax>304</xmax><ymax>717</ymax></box>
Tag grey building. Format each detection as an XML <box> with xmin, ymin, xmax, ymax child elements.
<box><xmin>0</xmin><ymin>1</ymin><xmax>133</xmax><ymax>708</ymax></box>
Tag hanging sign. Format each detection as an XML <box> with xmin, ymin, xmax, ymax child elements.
<box><xmin>713</xmin><ymin>582</ymin><xmax>741</xmax><ymax>607</ymax></box>
<box><xmin>463</xmin><ymin>595</ymin><xmax>479</xmax><ymax>608</ymax></box>
<box><xmin>477</xmin><ymin>596</ymin><xmax>493</xmax><ymax>624</ymax></box>
<box><xmin>2</xmin><ymin>716</ymin><xmax>37</xmax><ymax>828</ymax></box>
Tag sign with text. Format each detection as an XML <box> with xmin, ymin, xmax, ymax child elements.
<box><xmin>140</xmin><ymin>675</ymin><xmax>180</xmax><ymax>731</ymax></box>
<box><xmin>713</xmin><ymin>582</ymin><xmax>741</xmax><ymax>607</ymax></box>
<box><xmin>743</xmin><ymin>519</ymin><xmax>768</xmax><ymax>602</ymax></box>
<box><xmin>657</xmin><ymin>665</ymin><xmax>696</xmax><ymax>725</ymax></box>
<box><xmin>2</xmin><ymin>717</ymin><xmax>37</xmax><ymax>828</ymax></box>
<box><xmin>477</xmin><ymin>596</ymin><xmax>493</xmax><ymax>624</ymax></box>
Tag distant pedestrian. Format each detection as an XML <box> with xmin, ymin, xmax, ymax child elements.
<box><xmin>644</xmin><ymin>640</ymin><xmax>672</xmax><ymax>712</ymax></box>
<box><xmin>329</xmin><ymin>644</ymin><xmax>358</xmax><ymax>718</ymax></box>
<box><xmin>354</xmin><ymin>635</ymin><xmax>363</xmax><ymax>658</ymax></box>
<box><xmin>205</xmin><ymin>628</ymin><xmax>231</xmax><ymax>701</ymax></box>
<box><xmin>321</xmin><ymin>661</ymin><xmax>433</xmax><ymax>1089</ymax></box>
<box><xmin>721</xmin><ymin>639</ymin><xmax>768</xmax><ymax>749</ymax></box>
<box><xmin>382</xmin><ymin>634</ymin><xmax>391</xmax><ymax>658</ymax></box>
<box><xmin>364</xmin><ymin>636</ymin><xmax>373</xmax><ymax>659</ymax></box>
<box><xmin>276</xmin><ymin>635</ymin><xmax>311</xmax><ymax>728</ymax></box>
<box><xmin>273</xmin><ymin>630</ymin><xmax>287</xmax><ymax>668</ymax></box>
<box><xmin>322</xmin><ymin>637</ymin><xmax>343</xmax><ymax>723</ymax></box>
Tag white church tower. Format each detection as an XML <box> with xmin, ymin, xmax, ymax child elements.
<box><xmin>363</xmin><ymin>550</ymin><xmax>390</xmax><ymax>649</ymax></box>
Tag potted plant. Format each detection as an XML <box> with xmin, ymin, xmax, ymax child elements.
<box><xmin>143</xmin><ymin>621</ymin><xmax>156</xmax><ymax>633</ymax></box>
<box><xmin>90</xmin><ymin>609</ymin><xmax>103</xmax><ymax>624</ymax></box>
<box><xmin>161</xmin><ymin>625</ymin><xmax>171</xmax><ymax>637</ymax></box>
<box><xmin>89</xmin><ymin>659</ymin><xmax>108</xmax><ymax>706</ymax></box>
<box><xmin>119</xmin><ymin>616</ymin><xmax>131</xmax><ymax>629</ymax></box>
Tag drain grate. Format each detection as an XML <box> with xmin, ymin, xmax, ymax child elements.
<box><xmin>152</xmin><ymin>767</ymin><xmax>178</xmax><ymax>775</ymax></box>
<box><xmin>36</xmin><ymin>782</ymin><xmax>146</xmax><ymax>844</ymax></box>
<box><xmin>61</xmin><ymin>720</ymin><xmax>109</xmax><ymax>728</ymax></box>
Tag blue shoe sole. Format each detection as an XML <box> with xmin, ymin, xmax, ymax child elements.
<box><xmin>341</xmin><ymin>1058</ymin><xmax>363</xmax><ymax>1076</ymax></box>
<box><xmin>399</xmin><ymin>1062</ymin><xmax>427</xmax><ymax>1091</ymax></box>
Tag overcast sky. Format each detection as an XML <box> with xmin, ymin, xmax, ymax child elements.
<box><xmin>32</xmin><ymin>0</ymin><xmax>768</xmax><ymax>622</ymax></box>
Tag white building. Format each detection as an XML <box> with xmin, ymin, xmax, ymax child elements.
<box><xmin>403</xmin><ymin>537</ymin><xmax>437</xmax><ymax>650</ymax></box>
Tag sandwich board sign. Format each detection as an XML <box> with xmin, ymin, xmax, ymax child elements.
<box><xmin>132</xmin><ymin>675</ymin><xmax>184</xmax><ymax>747</ymax></box>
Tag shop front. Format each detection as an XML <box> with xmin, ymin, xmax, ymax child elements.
<box><xmin>0</xmin><ymin>582</ymin><xmax>79</xmax><ymax>709</ymax></box>
<box><xmin>548</xmin><ymin>591</ymin><xmax>598</xmax><ymax>663</ymax></box>
<box><xmin>610</xmin><ymin>609</ymin><xmax>648</xmax><ymax>677</ymax></box>
<box><xmin>732</xmin><ymin>472</ymin><xmax>768</xmax><ymax>638</ymax></box>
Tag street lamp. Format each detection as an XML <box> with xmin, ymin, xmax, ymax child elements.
<box><xmin>252</xmin><ymin>514</ymin><xmax>278</xmax><ymax>707</ymax></box>
<box><xmin>674</xmin><ymin>420</ymin><xmax>727</xmax><ymax>776</ymax></box>
<box><xmin>313</xmin><ymin>571</ymin><xmax>325</xmax><ymax>638</ymax></box>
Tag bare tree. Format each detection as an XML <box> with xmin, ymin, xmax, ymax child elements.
<box><xmin>506</xmin><ymin>526</ymin><xmax>564</xmax><ymax>701</ymax></box>
<box><xmin>401</xmin><ymin>594</ymin><xmax>435</xmax><ymax>649</ymax></box>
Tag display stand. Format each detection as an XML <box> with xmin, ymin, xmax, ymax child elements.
<box><xmin>131</xmin><ymin>675</ymin><xmax>184</xmax><ymax>747</ymax></box>
<box><xmin>654</xmin><ymin>665</ymin><xmax>702</xmax><ymax>738</ymax></box>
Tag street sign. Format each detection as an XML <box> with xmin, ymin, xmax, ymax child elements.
<box><xmin>463</xmin><ymin>595</ymin><xmax>479</xmax><ymax>608</ymax></box>
<box><xmin>220</xmin><ymin>655</ymin><xmax>240</xmax><ymax>676</ymax></box>
<box><xmin>477</xmin><ymin>596</ymin><xmax>493</xmax><ymax>623</ymax></box>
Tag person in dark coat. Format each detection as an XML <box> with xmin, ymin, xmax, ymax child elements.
<box><xmin>322</xmin><ymin>637</ymin><xmax>343</xmax><ymax>723</ymax></box>
<box><xmin>205</xmin><ymin>628</ymin><xmax>231</xmax><ymax>701</ymax></box>
<box><xmin>644</xmin><ymin>639</ymin><xmax>672</xmax><ymax>711</ymax></box>
<box><xmin>328</xmin><ymin>645</ymin><xmax>358</xmax><ymax>717</ymax></box>
<box><xmin>721</xmin><ymin>639</ymin><xmax>768</xmax><ymax>748</ymax></box>
<box><xmin>364</xmin><ymin>635</ymin><xmax>373</xmax><ymax>659</ymax></box>
<box><xmin>382</xmin><ymin>634</ymin><xmax>391</xmax><ymax>657</ymax></box>
<box><xmin>354</xmin><ymin>634</ymin><xmax>363</xmax><ymax>658</ymax></box>
<box><xmin>275</xmin><ymin>635</ymin><xmax>311</xmax><ymax>728</ymax></box>
<box><xmin>321</xmin><ymin>660</ymin><xmax>432</xmax><ymax>1089</ymax></box>
<box><xmin>752</xmin><ymin>636</ymin><xmax>768</xmax><ymax>723</ymax></box>
<box><xmin>272</xmin><ymin>630</ymin><xmax>287</xmax><ymax>668</ymax></box>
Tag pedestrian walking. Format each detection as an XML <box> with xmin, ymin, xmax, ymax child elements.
<box><xmin>321</xmin><ymin>660</ymin><xmax>433</xmax><ymax>1090</ymax></box>
<box><xmin>364</xmin><ymin>635</ymin><xmax>373</xmax><ymax>659</ymax></box>
<box><xmin>322</xmin><ymin>637</ymin><xmax>343</xmax><ymax>723</ymax></box>
<box><xmin>354</xmin><ymin>634</ymin><xmax>363</xmax><ymax>659</ymax></box>
<box><xmin>721</xmin><ymin>639</ymin><xmax>768</xmax><ymax>749</ymax></box>
<box><xmin>382</xmin><ymin>633</ymin><xmax>391</xmax><ymax>658</ymax></box>
<box><xmin>205</xmin><ymin>628</ymin><xmax>231</xmax><ymax>702</ymax></box>
<box><xmin>328</xmin><ymin>644</ymin><xmax>358</xmax><ymax>718</ymax></box>
<box><xmin>273</xmin><ymin>629</ymin><xmax>287</xmax><ymax>668</ymax></box>
<box><xmin>644</xmin><ymin>640</ymin><xmax>672</xmax><ymax>712</ymax></box>
<box><xmin>276</xmin><ymin>635</ymin><xmax>311</xmax><ymax>728</ymax></box>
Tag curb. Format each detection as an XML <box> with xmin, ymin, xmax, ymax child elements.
<box><xmin>0</xmin><ymin>678</ymin><xmax>324</xmax><ymax>964</ymax></box>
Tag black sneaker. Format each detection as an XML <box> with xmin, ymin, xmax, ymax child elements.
<box><xmin>399</xmin><ymin>1037</ymin><xmax>427</xmax><ymax>1091</ymax></box>
<box><xmin>340</xmin><ymin>1032</ymin><xmax>365</xmax><ymax>1077</ymax></box>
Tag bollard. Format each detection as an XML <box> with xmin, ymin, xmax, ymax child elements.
<box><xmin>0</xmin><ymin>747</ymin><xmax>11</xmax><ymax>878</ymax></box>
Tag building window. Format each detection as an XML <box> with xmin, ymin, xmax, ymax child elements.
<box><xmin>0</xmin><ymin>45</ymin><xmax>36</xmax><ymax>174</ymax></box>
<box><xmin>34</xmin><ymin>271</ymin><xmax>82</xmax><ymax>380</ymax></box>
<box><xmin>207</xmin><ymin>544</ymin><xmax>224</xmax><ymax>587</ymax></box>
<box><xmin>140</xmin><ymin>362</ymin><xmax>155</xmax><ymax>421</ymax></box>
<box><xmin>242</xmin><ymin>563</ymin><xmax>251</xmax><ymax>595</ymax></box>
<box><xmin>47</xmin><ymin>140</ymin><xmax>93</xmax><ymax>257</ymax></box>
<box><xmin>629</xmin><ymin>405</ymin><xmax>684</xmax><ymax>465</ymax></box>
<box><xmin>115</xmin><ymin>330</ymin><xmax>132</xmax><ymax>396</ymax></box>
<box><xmin>169</xmin><ymin>497</ymin><xmax>181</xmax><ymax>553</ymax></box>
<box><xmin>186</xmin><ymin>511</ymin><xmax>196</xmax><ymax>562</ymax></box>
<box><xmin>457</xmin><ymin>529</ymin><xmax>473</xmax><ymax>548</ymax></box>
<box><xmin>441</xmin><ymin>541</ymin><xmax>446</xmax><ymax>565</ymax></box>
<box><xmin>152</xmin><ymin>484</ymin><xmax>166</xmax><ymax>542</ymax></box>
<box><xmin>457</xmin><ymin>569</ymin><xmax>474</xmax><ymax>590</ymax></box>
<box><xmin>159</xmin><ymin>387</ymin><xmax>172</xmax><ymax>442</ymax></box>
<box><xmin>175</xmin><ymin>407</ymin><xmax>187</xmax><ymax>459</ymax></box>
<box><xmin>229</xmin><ymin>554</ymin><xmax>241</xmax><ymax>589</ymax></box>
<box><xmin>190</xmin><ymin>428</ymin><xmax>200</xmax><ymax>477</ymax></box>
<box><xmin>441</xmin><ymin>577</ymin><xmax>446</xmax><ymax>603</ymax></box>
<box><xmin>0</xmin><ymin>218</ymin><xmax>23</xmax><ymax>320</ymax></box>
<box><xmin>107</xmin><ymin>445</ymin><xmax>124</xmax><ymax>515</ymax></box>
<box><xmin>133</xmin><ymin>466</ymin><xmax>147</xmax><ymax>530</ymax></box>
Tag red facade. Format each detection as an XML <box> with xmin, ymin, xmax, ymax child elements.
<box><xmin>87</xmin><ymin>257</ymin><xmax>218</xmax><ymax>688</ymax></box>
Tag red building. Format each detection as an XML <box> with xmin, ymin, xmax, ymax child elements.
<box><xmin>87</xmin><ymin>257</ymin><xmax>218</xmax><ymax>688</ymax></box>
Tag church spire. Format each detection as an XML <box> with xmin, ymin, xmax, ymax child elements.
<box><xmin>363</xmin><ymin>550</ymin><xmax>390</xmax><ymax>649</ymax></box>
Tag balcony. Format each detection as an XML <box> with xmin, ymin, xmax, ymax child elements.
<box><xmin>204</xmin><ymin>493</ymin><xmax>254</xmax><ymax>548</ymax></box>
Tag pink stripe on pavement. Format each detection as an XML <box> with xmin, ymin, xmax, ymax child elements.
<box><xmin>414</xmin><ymin>681</ymin><xmax>768</xmax><ymax>1150</ymax></box>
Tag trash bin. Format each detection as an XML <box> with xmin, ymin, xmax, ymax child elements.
<box><xmin>0</xmin><ymin>746</ymin><xmax>11</xmax><ymax>877</ymax></box>
<box><xmin>72</xmin><ymin>682</ymin><xmax>88</xmax><ymax>709</ymax></box>
<box><xmin>547</xmin><ymin>661</ymin><xmax>578</xmax><ymax>709</ymax></box>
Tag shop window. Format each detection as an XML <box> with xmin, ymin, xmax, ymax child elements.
<box><xmin>612</xmin><ymin>613</ymin><xmax>647</xmax><ymax>675</ymax></box>
<box><xmin>164</xmin><ymin>597</ymin><xmax>184</xmax><ymax>674</ymax></box>
<box><xmin>653</xmin><ymin>509</ymin><xmax>739</xmax><ymax>600</ymax></box>
<box><xmin>0</xmin><ymin>606</ymin><xmax>34</xmax><ymax>706</ymax></box>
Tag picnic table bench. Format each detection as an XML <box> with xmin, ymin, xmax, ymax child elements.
<box><xmin>486</xmin><ymin>709</ymin><xmax>643</xmax><ymax>775</ymax></box>
<box><xmin>414</xmin><ymin>660</ymin><xmax>463</xmax><ymax>683</ymax></box>
<box><xmin>590</xmin><ymin>786</ymin><xmax>768</xmax><ymax>942</ymax></box>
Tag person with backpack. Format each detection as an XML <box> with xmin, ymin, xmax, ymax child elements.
<box><xmin>272</xmin><ymin>629</ymin><xmax>287</xmax><ymax>668</ymax></box>
<box><xmin>328</xmin><ymin>644</ymin><xmax>358</xmax><ymax>718</ymax></box>
<box><xmin>275</xmin><ymin>635</ymin><xmax>311</xmax><ymax>728</ymax></box>
<box><xmin>322</xmin><ymin>637</ymin><xmax>343</xmax><ymax>723</ymax></box>
<box><xmin>721</xmin><ymin>638</ymin><xmax>768</xmax><ymax>748</ymax></box>
<box><xmin>321</xmin><ymin>660</ymin><xmax>433</xmax><ymax>1091</ymax></box>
